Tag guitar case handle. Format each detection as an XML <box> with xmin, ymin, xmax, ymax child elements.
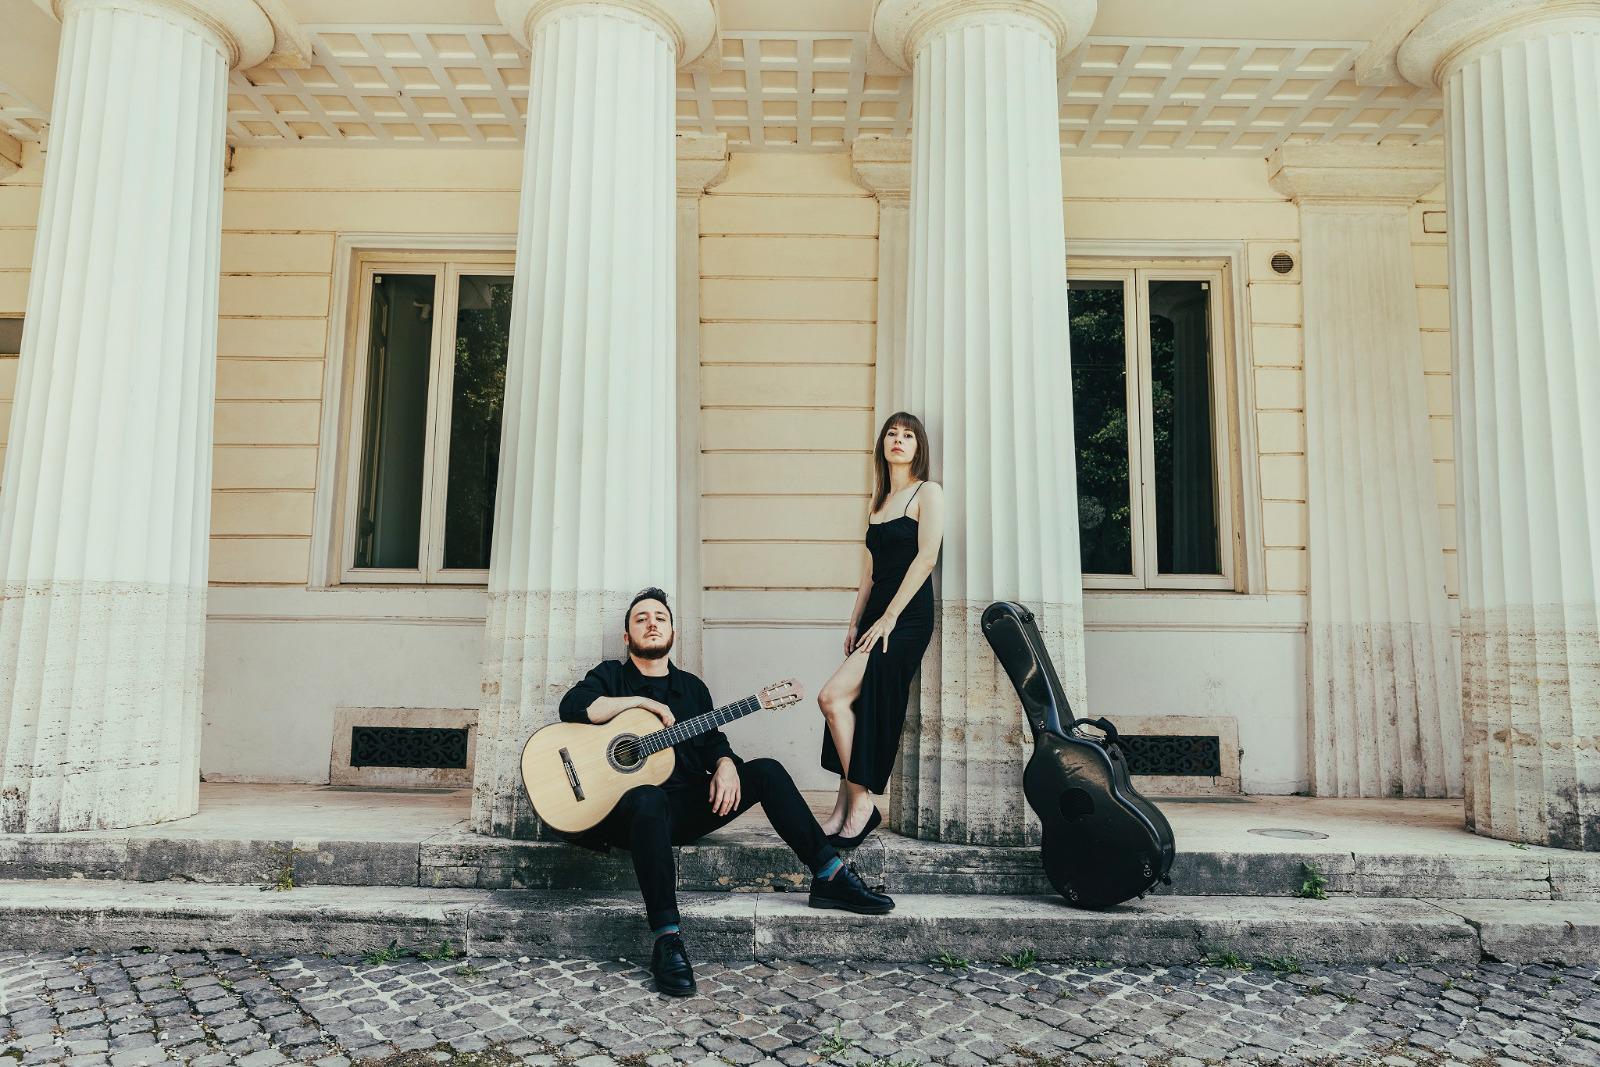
<box><xmin>1067</xmin><ymin>717</ymin><xmax>1119</xmax><ymax>744</ymax></box>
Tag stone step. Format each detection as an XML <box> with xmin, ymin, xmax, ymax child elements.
<box><xmin>0</xmin><ymin>880</ymin><xmax>1596</xmax><ymax>967</ymax></box>
<box><xmin>2</xmin><ymin>824</ymin><xmax>1593</xmax><ymax>901</ymax></box>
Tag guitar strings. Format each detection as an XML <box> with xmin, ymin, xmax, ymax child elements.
<box><xmin>533</xmin><ymin>693</ymin><xmax>787</xmax><ymax>782</ymax></box>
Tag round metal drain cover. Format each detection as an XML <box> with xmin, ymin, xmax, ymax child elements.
<box><xmin>1247</xmin><ymin>827</ymin><xmax>1329</xmax><ymax>840</ymax></box>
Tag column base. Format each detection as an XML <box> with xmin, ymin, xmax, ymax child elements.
<box><xmin>1462</xmin><ymin>604</ymin><xmax>1600</xmax><ymax>852</ymax></box>
<box><xmin>0</xmin><ymin>580</ymin><xmax>205</xmax><ymax>833</ymax></box>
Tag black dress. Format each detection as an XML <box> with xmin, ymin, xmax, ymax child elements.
<box><xmin>821</xmin><ymin>488</ymin><xmax>935</xmax><ymax>794</ymax></box>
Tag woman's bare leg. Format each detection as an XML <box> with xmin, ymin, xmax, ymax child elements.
<box><xmin>817</xmin><ymin>645</ymin><xmax>871</xmax><ymax>836</ymax></box>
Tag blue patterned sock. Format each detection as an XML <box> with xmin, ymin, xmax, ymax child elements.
<box><xmin>815</xmin><ymin>857</ymin><xmax>843</xmax><ymax>880</ymax></box>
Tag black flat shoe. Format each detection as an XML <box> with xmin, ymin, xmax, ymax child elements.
<box><xmin>650</xmin><ymin>933</ymin><xmax>696</xmax><ymax>997</ymax></box>
<box><xmin>826</xmin><ymin>806</ymin><xmax>881</xmax><ymax>850</ymax></box>
<box><xmin>809</xmin><ymin>862</ymin><xmax>895</xmax><ymax>914</ymax></box>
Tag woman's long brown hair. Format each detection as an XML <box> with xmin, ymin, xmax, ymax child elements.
<box><xmin>871</xmin><ymin>412</ymin><xmax>931</xmax><ymax>514</ymax></box>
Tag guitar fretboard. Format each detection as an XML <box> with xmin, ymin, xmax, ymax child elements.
<box><xmin>637</xmin><ymin>694</ymin><xmax>764</xmax><ymax>757</ymax></box>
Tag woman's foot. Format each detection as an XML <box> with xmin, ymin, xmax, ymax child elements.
<box><xmin>818</xmin><ymin>781</ymin><xmax>849</xmax><ymax>837</ymax></box>
<box><xmin>827</xmin><ymin>803</ymin><xmax>881</xmax><ymax>850</ymax></box>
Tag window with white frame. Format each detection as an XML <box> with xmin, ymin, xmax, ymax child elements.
<box><xmin>1068</xmin><ymin>263</ymin><xmax>1236</xmax><ymax>590</ymax></box>
<box><xmin>342</xmin><ymin>257</ymin><xmax>513</xmax><ymax>584</ymax></box>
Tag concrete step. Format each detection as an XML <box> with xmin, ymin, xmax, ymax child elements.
<box><xmin>0</xmin><ymin>880</ymin><xmax>1596</xmax><ymax>967</ymax></box>
<box><xmin>2</xmin><ymin>824</ymin><xmax>1594</xmax><ymax>900</ymax></box>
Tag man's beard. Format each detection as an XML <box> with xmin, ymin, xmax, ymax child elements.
<box><xmin>628</xmin><ymin>633</ymin><xmax>674</xmax><ymax>661</ymax></box>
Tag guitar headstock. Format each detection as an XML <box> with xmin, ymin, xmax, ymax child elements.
<box><xmin>759</xmin><ymin>678</ymin><xmax>805</xmax><ymax>710</ymax></box>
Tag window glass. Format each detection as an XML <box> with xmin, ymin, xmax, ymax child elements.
<box><xmin>442</xmin><ymin>275</ymin><xmax>513</xmax><ymax>570</ymax></box>
<box><xmin>354</xmin><ymin>273</ymin><xmax>435</xmax><ymax>570</ymax></box>
<box><xmin>1149</xmin><ymin>279</ymin><xmax>1221</xmax><ymax>575</ymax></box>
<box><xmin>1069</xmin><ymin>279</ymin><xmax>1134</xmax><ymax>575</ymax></box>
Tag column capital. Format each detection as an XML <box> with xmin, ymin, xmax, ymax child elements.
<box><xmin>1357</xmin><ymin>0</ymin><xmax>1600</xmax><ymax>89</ymax></box>
<box><xmin>870</xmin><ymin>0</ymin><xmax>1096</xmax><ymax>74</ymax></box>
<box><xmin>851</xmin><ymin>136</ymin><xmax>911</xmax><ymax>203</ymax></box>
<box><xmin>675</xmin><ymin>131</ymin><xmax>727</xmax><ymax>195</ymax></box>
<box><xmin>496</xmin><ymin>0</ymin><xmax>719</xmax><ymax>70</ymax></box>
<box><xmin>51</xmin><ymin>0</ymin><xmax>309</xmax><ymax>70</ymax></box>
<box><xmin>1268</xmin><ymin>144</ymin><xmax>1445</xmax><ymax>205</ymax></box>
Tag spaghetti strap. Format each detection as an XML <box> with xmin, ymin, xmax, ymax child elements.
<box><xmin>902</xmin><ymin>481</ymin><xmax>924</xmax><ymax>516</ymax></box>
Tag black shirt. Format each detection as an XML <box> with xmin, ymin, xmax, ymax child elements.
<box><xmin>558</xmin><ymin>657</ymin><xmax>740</xmax><ymax>791</ymax></box>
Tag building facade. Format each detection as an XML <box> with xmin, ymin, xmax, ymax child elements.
<box><xmin>0</xmin><ymin>0</ymin><xmax>1594</xmax><ymax>849</ymax></box>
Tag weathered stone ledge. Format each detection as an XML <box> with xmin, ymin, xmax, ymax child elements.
<box><xmin>0</xmin><ymin>882</ymin><xmax>1595</xmax><ymax>967</ymax></box>
<box><xmin>1</xmin><ymin>828</ymin><xmax>1593</xmax><ymax>900</ymax></box>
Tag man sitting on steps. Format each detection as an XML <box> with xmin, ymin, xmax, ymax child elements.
<box><xmin>557</xmin><ymin>587</ymin><xmax>894</xmax><ymax>998</ymax></box>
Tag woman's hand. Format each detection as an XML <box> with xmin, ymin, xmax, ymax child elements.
<box><xmin>709</xmin><ymin>757</ymin><xmax>741</xmax><ymax>816</ymax></box>
<box><xmin>855</xmin><ymin>611</ymin><xmax>899</xmax><ymax>654</ymax></box>
<box><xmin>844</xmin><ymin>622</ymin><xmax>859</xmax><ymax>656</ymax></box>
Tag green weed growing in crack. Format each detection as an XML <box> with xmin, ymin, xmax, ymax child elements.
<box><xmin>1297</xmin><ymin>861</ymin><xmax>1328</xmax><ymax>900</ymax></box>
<box><xmin>1262</xmin><ymin>955</ymin><xmax>1302</xmax><ymax>974</ymax></box>
<box><xmin>411</xmin><ymin>941</ymin><xmax>459</xmax><ymax>962</ymax></box>
<box><xmin>1509</xmin><ymin>841</ymin><xmax>1529</xmax><ymax>850</ymax></box>
<box><xmin>1199</xmin><ymin>950</ymin><xmax>1252</xmax><ymax>971</ymax></box>
<box><xmin>817</xmin><ymin>1026</ymin><xmax>853</xmax><ymax>1057</ymax></box>
<box><xmin>362</xmin><ymin>940</ymin><xmax>406</xmax><ymax>966</ymax></box>
<box><xmin>999</xmin><ymin>949</ymin><xmax>1038</xmax><ymax>970</ymax></box>
<box><xmin>217</xmin><ymin>977</ymin><xmax>235</xmax><ymax>992</ymax></box>
<box><xmin>453</xmin><ymin>964</ymin><xmax>486</xmax><ymax>981</ymax></box>
<box><xmin>931</xmin><ymin>951</ymin><xmax>970</xmax><ymax>971</ymax></box>
<box><xmin>261</xmin><ymin>845</ymin><xmax>306</xmax><ymax>892</ymax></box>
<box><xmin>2</xmin><ymin>1047</ymin><xmax>23</xmax><ymax>1062</ymax></box>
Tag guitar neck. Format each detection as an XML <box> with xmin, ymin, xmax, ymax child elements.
<box><xmin>638</xmin><ymin>693</ymin><xmax>765</xmax><ymax>757</ymax></box>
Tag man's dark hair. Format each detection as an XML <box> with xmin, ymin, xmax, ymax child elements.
<box><xmin>626</xmin><ymin>587</ymin><xmax>673</xmax><ymax>627</ymax></box>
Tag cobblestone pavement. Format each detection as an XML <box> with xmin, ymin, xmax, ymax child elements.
<box><xmin>2</xmin><ymin>948</ymin><xmax>1596</xmax><ymax>1067</ymax></box>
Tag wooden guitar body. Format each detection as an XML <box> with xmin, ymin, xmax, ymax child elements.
<box><xmin>519</xmin><ymin>679</ymin><xmax>803</xmax><ymax>835</ymax></box>
<box><xmin>520</xmin><ymin>708</ymin><xmax>675</xmax><ymax>834</ymax></box>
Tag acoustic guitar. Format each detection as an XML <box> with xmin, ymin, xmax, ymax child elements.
<box><xmin>981</xmin><ymin>601</ymin><xmax>1175</xmax><ymax>908</ymax></box>
<box><xmin>520</xmin><ymin>679</ymin><xmax>804</xmax><ymax>834</ymax></box>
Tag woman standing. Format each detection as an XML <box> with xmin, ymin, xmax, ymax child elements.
<box><xmin>817</xmin><ymin>412</ymin><xmax>944</xmax><ymax>847</ymax></box>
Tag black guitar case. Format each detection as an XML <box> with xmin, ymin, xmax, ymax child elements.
<box><xmin>981</xmin><ymin>601</ymin><xmax>1175</xmax><ymax>908</ymax></box>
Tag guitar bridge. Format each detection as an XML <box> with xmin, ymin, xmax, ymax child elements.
<box><xmin>559</xmin><ymin>747</ymin><xmax>584</xmax><ymax>801</ymax></box>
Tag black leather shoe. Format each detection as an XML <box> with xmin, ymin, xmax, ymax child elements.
<box><xmin>825</xmin><ymin>806</ymin><xmax>881</xmax><ymax>850</ymax></box>
<box><xmin>809</xmin><ymin>863</ymin><xmax>895</xmax><ymax>915</ymax></box>
<box><xmin>650</xmin><ymin>933</ymin><xmax>696</xmax><ymax>997</ymax></box>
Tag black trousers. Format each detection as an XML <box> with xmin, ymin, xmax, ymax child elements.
<box><xmin>597</xmin><ymin>757</ymin><xmax>836</xmax><ymax>930</ymax></box>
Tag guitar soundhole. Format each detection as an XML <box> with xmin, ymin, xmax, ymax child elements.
<box><xmin>1059</xmin><ymin>788</ymin><xmax>1094</xmax><ymax>819</ymax></box>
<box><xmin>609</xmin><ymin>735</ymin><xmax>645</xmax><ymax>772</ymax></box>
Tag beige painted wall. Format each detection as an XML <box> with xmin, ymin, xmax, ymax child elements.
<box><xmin>0</xmin><ymin>142</ymin><xmax>1454</xmax><ymax>790</ymax></box>
<box><xmin>0</xmin><ymin>145</ymin><xmax>1454</xmax><ymax>603</ymax></box>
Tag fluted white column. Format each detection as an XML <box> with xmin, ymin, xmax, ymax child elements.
<box><xmin>1365</xmin><ymin>0</ymin><xmax>1600</xmax><ymax>847</ymax></box>
<box><xmin>472</xmin><ymin>0</ymin><xmax>715</xmax><ymax>838</ymax></box>
<box><xmin>1269</xmin><ymin>145</ymin><xmax>1461</xmax><ymax>800</ymax></box>
<box><xmin>0</xmin><ymin>0</ymin><xmax>272</xmax><ymax>832</ymax></box>
<box><xmin>875</xmin><ymin>0</ymin><xmax>1095</xmax><ymax>845</ymax></box>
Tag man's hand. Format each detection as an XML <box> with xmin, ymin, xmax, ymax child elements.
<box><xmin>709</xmin><ymin>757</ymin><xmax>741</xmax><ymax>817</ymax></box>
<box><xmin>584</xmin><ymin>695</ymin><xmax>675</xmax><ymax>726</ymax></box>
<box><xmin>631</xmin><ymin>697</ymin><xmax>674</xmax><ymax>727</ymax></box>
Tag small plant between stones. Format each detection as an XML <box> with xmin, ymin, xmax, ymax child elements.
<box><xmin>262</xmin><ymin>845</ymin><xmax>306</xmax><ymax>892</ymax></box>
<box><xmin>931</xmin><ymin>950</ymin><xmax>970</xmax><ymax>971</ymax></box>
<box><xmin>1263</xmin><ymin>955</ymin><xmax>1302</xmax><ymax>974</ymax></box>
<box><xmin>817</xmin><ymin>1025</ymin><xmax>853</xmax><ymax>1057</ymax></box>
<box><xmin>999</xmin><ymin>948</ymin><xmax>1038</xmax><ymax>970</ymax></box>
<box><xmin>1200</xmin><ymin>949</ymin><xmax>1253</xmax><ymax>971</ymax></box>
<box><xmin>1298</xmin><ymin>861</ymin><xmax>1329</xmax><ymax>899</ymax></box>
<box><xmin>361</xmin><ymin>939</ymin><xmax>462</xmax><ymax>966</ymax></box>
